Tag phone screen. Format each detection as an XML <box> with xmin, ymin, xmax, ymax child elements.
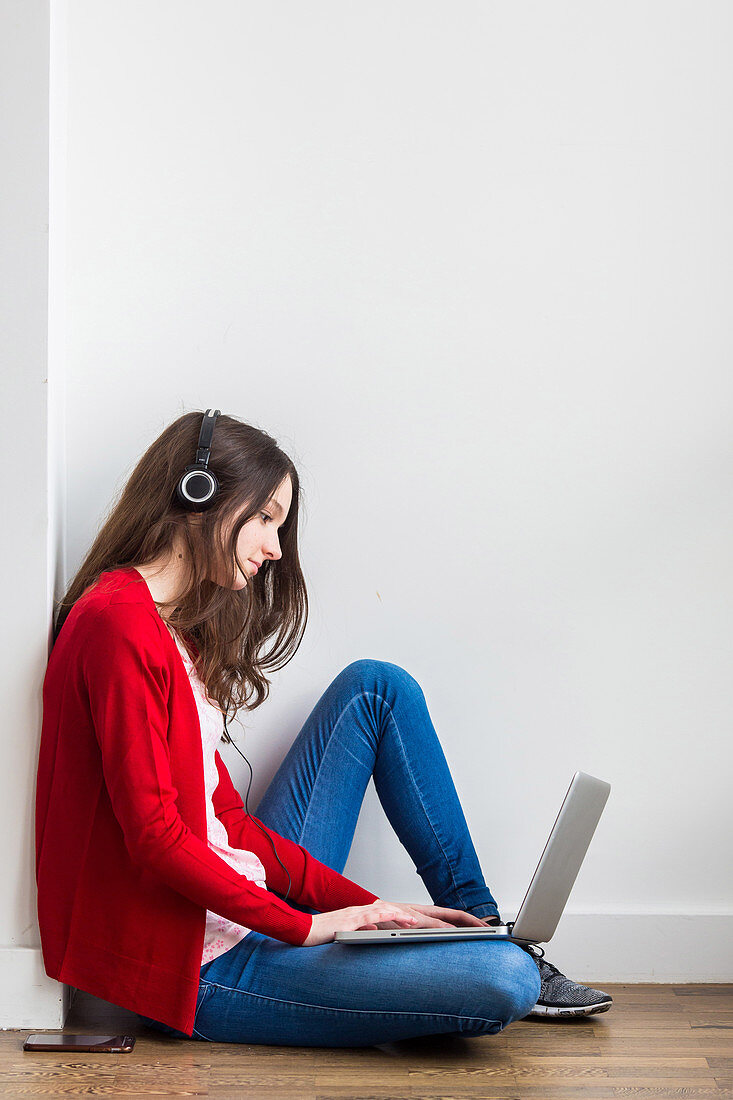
<box><xmin>23</xmin><ymin>1034</ymin><xmax>135</xmax><ymax>1052</ymax></box>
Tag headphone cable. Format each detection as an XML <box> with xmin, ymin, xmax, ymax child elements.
<box><xmin>221</xmin><ymin>715</ymin><xmax>292</xmax><ymax>902</ymax></box>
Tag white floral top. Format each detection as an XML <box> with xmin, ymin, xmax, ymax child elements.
<box><xmin>164</xmin><ymin>623</ymin><xmax>268</xmax><ymax>965</ymax></box>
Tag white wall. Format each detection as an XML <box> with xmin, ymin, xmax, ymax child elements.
<box><xmin>11</xmin><ymin>1</ymin><xmax>732</xmax><ymax>1024</ymax></box>
<box><xmin>0</xmin><ymin>0</ymin><xmax>72</xmax><ymax>1030</ymax></box>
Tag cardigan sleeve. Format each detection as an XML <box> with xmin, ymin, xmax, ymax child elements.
<box><xmin>212</xmin><ymin>751</ymin><xmax>380</xmax><ymax>911</ymax></box>
<box><xmin>79</xmin><ymin>604</ymin><xmax>313</xmax><ymax>946</ymax></box>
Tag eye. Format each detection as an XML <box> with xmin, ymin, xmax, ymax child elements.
<box><xmin>260</xmin><ymin>512</ymin><xmax>273</xmax><ymax>524</ymax></box>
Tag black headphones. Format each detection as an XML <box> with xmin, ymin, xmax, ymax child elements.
<box><xmin>176</xmin><ymin>408</ymin><xmax>221</xmax><ymax>511</ymax></box>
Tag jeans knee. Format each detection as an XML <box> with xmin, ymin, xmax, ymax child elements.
<box><xmin>344</xmin><ymin>658</ymin><xmax>422</xmax><ymax>697</ymax></box>
<box><xmin>492</xmin><ymin>945</ymin><xmax>542</xmax><ymax>1025</ymax></box>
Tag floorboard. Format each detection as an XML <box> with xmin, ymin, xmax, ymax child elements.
<box><xmin>3</xmin><ymin>984</ymin><xmax>732</xmax><ymax>1098</ymax></box>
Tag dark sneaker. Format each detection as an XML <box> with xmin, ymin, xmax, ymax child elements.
<box><xmin>523</xmin><ymin>942</ymin><xmax>613</xmax><ymax>1017</ymax></box>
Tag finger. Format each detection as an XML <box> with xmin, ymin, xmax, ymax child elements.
<box><xmin>402</xmin><ymin>905</ymin><xmax>454</xmax><ymax>925</ymax></box>
<box><xmin>434</xmin><ymin>907</ymin><xmax>487</xmax><ymax>927</ymax></box>
<box><xmin>395</xmin><ymin>905</ymin><xmax>463</xmax><ymax>929</ymax></box>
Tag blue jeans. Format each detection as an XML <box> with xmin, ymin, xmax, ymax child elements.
<box><xmin>140</xmin><ymin>659</ymin><xmax>540</xmax><ymax>1045</ymax></box>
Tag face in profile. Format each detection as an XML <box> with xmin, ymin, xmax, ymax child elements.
<box><xmin>220</xmin><ymin>475</ymin><xmax>293</xmax><ymax>590</ymax></box>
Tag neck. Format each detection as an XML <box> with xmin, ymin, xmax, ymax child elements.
<box><xmin>134</xmin><ymin>538</ymin><xmax>189</xmax><ymax>621</ymax></box>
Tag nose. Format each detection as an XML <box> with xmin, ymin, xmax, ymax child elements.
<box><xmin>263</xmin><ymin>531</ymin><xmax>282</xmax><ymax>562</ymax></box>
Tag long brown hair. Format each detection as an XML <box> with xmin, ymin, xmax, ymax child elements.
<box><xmin>54</xmin><ymin>410</ymin><xmax>308</xmax><ymax>728</ymax></box>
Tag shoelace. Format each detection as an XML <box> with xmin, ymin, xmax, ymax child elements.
<box><xmin>537</xmin><ymin>956</ymin><xmax>563</xmax><ymax>979</ymax></box>
<box><xmin>524</xmin><ymin>942</ymin><xmax>564</xmax><ymax>979</ymax></box>
<box><xmin>482</xmin><ymin>928</ymin><xmax>563</xmax><ymax>981</ymax></box>
<box><xmin>525</xmin><ymin>941</ymin><xmax>546</xmax><ymax>961</ymax></box>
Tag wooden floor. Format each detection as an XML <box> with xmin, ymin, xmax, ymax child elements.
<box><xmin>3</xmin><ymin>984</ymin><xmax>732</xmax><ymax>1098</ymax></box>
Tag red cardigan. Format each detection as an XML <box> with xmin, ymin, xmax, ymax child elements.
<box><xmin>35</xmin><ymin>567</ymin><xmax>379</xmax><ymax>1036</ymax></box>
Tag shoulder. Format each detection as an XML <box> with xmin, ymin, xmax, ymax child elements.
<box><xmin>71</xmin><ymin>570</ymin><xmax>168</xmax><ymax>660</ymax></box>
<box><xmin>77</xmin><ymin>566</ymin><xmax>153</xmax><ymax>612</ymax></box>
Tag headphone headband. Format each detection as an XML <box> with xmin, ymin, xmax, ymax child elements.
<box><xmin>195</xmin><ymin>408</ymin><xmax>218</xmax><ymax>465</ymax></box>
<box><xmin>176</xmin><ymin>408</ymin><xmax>221</xmax><ymax>511</ymax></box>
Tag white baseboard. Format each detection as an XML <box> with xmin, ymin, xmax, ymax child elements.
<box><xmin>507</xmin><ymin>913</ymin><xmax>733</xmax><ymax>983</ymax></box>
<box><xmin>0</xmin><ymin>947</ymin><xmax>72</xmax><ymax>1031</ymax></box>
<box><xmin>1</xmin><ymin>915</ymin><xmax>731</xmax><ymax>1030</ymax></box>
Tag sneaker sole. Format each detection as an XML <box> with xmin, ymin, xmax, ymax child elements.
<box><xmin>528</xmin><ymin>1000</ymin><xmax>612</xmax><ymax>1018</ymax></box>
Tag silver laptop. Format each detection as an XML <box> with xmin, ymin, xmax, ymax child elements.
<box><xmin>335</xmin><ymin>771</ymin><xmax>610</xmax><ymax>948</ymax></box>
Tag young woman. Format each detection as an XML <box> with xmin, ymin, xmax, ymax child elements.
<box><xmin>36</xmin><ymin>409</ymin><xmax>612</xmax><ymax>1047</ymax></box>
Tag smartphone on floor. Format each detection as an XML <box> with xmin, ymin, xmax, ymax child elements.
<box><xmin>23</xmin><ymin>1033</ymin><xmax>135</xmax><ymax>1052</ymax></box>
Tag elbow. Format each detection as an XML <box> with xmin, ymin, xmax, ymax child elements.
<box><xmin>123</xmin><ymin>818</ymin><xmax>188</xmax><ymax>868</ymax></box>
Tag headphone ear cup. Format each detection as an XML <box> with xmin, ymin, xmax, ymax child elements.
<box><xmin>176</xmin><ymin>464</ymin><xmax>220</xmax><ymax>511</ymax></box>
